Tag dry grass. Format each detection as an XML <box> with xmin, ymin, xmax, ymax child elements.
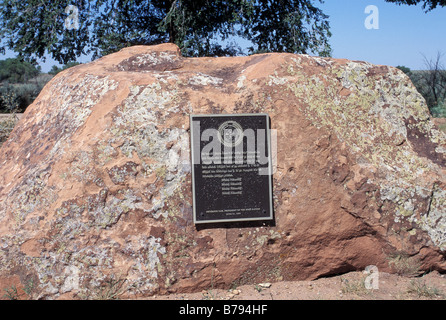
<box><xmin>340</xmin><ymin>276</ymin><xmax>370</xmax><ymax>296</ymax></box>
<box><xmin>387</xmin><ymin>251</ymin><xmax>422</xmax><ymax>277</ymax></box>
<box><xmin>407</xmin><ymin>278</ymin><xmax>444</xmax><ymax>299</ymax></box>
<box><xmin>90</xmin><ymin>276</ymin><xmax>128</xmax><ymax>300</ymax></box>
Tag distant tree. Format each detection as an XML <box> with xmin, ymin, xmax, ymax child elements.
<box><xmin>385</xmin><ymin>0</ymin><xmax>446</xmax><ymax>11</ymax></box>
<box><xmin>396</xmin><ymin>65</ymin><xmax>412</xmax><ymax>75</ymax></box>
<box><xmin>48</xmin><ymin>65</ymin><xmax>62</xmax><ymax>76</ymax></box>
<box><xmin>421</xmin><ymin>52</ymin><xmax>446</xmax><ymax>108</ymax></box>
<box><xmin>0</xmin><ymin>58</ymin><xmax>40</xmax><ymax>83</ymax></box>
<box><xmin>408</xmin><ymin>52</ymin><xmax>446</xmax><ymax>117</ymax></box>
<box><xmin>0</xmin><ymin>0</ymin><xmax>332</xmax><ymax>64</ymax></box>
<box><xmin>48</xmin><ymin>61</ymin><xmax>81</xmax><ymax>75</ymax></box>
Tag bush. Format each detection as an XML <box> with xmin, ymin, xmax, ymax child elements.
<box><xmin>0</xmin><ymin>89</ymin><xmax>19</xmax><ymax>112</ymax></box>
<box><xmin>408</xmin><ymin>71</ymin><xmax>446</xmax><ymax>118</ymax></box>
<box><xmin>430</xmin><ymin>100</ymin><xmax>446</xmax><ymax>118</ymax></box>
<box><xmin>0</xmin><ymin>57</ymin><xmax>55</xmax><ymax>113</ymax></box>
<box><xmin>48</xmin><ymin>62</ymin><xmax>81</xmax><ymax>75</ymax></box>
<box><xmin>396</xmin><ymin>65</ymin><xmax>412</xmax><ymax>75</ymax></box>
<box><xmin>0</xmin><ymin>58</ymin><xmax>41</xmax><ymax>83</ymax></box>
<box><xmin>0</xmin><ymin>74</ymin><xmax>53</xmax><ymax>113</ymax></box>
<box><xmin>0</xmin><ymin>84</ymin><xmax>35</xmax><ymax>113</ymax></box>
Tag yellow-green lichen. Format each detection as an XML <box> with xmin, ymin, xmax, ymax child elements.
<box><xmin>280</xmin><ymin>57</ymin><xmax>446</xmax><ymax>249</ymax></box>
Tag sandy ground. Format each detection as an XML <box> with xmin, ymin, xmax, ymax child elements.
<box><xmin>149</xmin><ymin>271</ymin><xmax>446</xmax><ymax>300</ymax></box>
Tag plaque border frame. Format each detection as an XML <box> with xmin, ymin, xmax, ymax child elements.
<box><xmin>190</xmin><ymin>113</ymin><xmax>274</xmax><ymax>224</ymax></box>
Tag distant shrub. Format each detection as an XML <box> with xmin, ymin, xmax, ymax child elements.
<box><xmin>396</xmin><ymin>65</ymin><xmax>412</xmax><ymax>75</ymax></box>
<box><xmin>408</xmin><ymin>71</ymin><xmax>446</xmax><ymax>118</ymax></box>
<box><xmin>48</xmin><ymin>62</ymin><xmax>81</xmax><ymax>75</ymax></box>
<box><xmin>0</xmin><ymin>74</ymin><xmax>53</xmax><ymax>113</ymax></box>
<box><xmin>0</xmin><ymin>57</ymin><xmax>56</xmax><ymax>113</ymax></box>
<box><xmin>0</xmin><ymin>58</ymin><xmax>41</xmax><ymax>83</ymax></box>
<box><xmin>430</xmin><ymin>100</ymin><xmax>446</xmax><ymax>118</ymax></box>
<box><xmin>0</xmin><ymin>89</ymin><xmax>19</xmax><ymax>112</ymax></box>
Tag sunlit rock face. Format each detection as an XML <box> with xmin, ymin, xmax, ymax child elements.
<box><xmin>0</xmin><ymin>43</ymin><xmax>445</xmax><ymax>299</ymax></box>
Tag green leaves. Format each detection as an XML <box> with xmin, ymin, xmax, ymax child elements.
<box><xmin>0</xmin><ymin>0</ymin><xmax>93</xmax><ymax>63</ymax></box>
<box><xmin>0</xmin><ymin>57</ymin><xmax>40</xmax><ymax>83</ymax></box>
<box><xmin>385</xmin><ymin>0</ymin><xmax>446</xmax><ymax>11</ymax></box>
<box><xmin>0</xmin><ymin>0</ymin><xmax>332</xmax><ymax>63</ymax></box>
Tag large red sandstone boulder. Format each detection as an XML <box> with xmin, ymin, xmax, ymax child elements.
<box><xmin>0</xmin><ymin>43</ymin><xmax>445</xmax><ymax>299</ymax></box>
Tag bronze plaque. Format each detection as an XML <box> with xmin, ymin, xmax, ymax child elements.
<box><xmin>190</xmin><ymin>114</ymin><xmax>273</xmax><ymax>224</ymax></box>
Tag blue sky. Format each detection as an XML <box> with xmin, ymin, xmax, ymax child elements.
<box><xmin>1</xmin><ymin>0</ymin><xmax>445</xmax><ymax>72</ymax></box>
<box><xmin>319</xmin><ymin>0</ymin><xmax>446</xmax><ymax>69</ymax></box>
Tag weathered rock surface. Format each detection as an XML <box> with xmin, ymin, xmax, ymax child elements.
<box><xmin>0</xmin><ymin>43</ymin><xmax>445</xmax><ymax>299</ymax></box>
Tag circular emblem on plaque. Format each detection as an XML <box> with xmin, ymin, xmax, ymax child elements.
<box><xmin>218</xmin><ymin>120</ymin><xmax>244</xmax><ymax>147</ymax></box>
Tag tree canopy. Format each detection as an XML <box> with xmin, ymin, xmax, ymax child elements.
<box><xmin>0</xmin><ymin>1</ymin><xmax>444</xmax><ymax>65</ymax></box>
<box><xmin>0</xmin><ymin>0</ymin><xmax>332</xmax><ymax>64</ymax></box>
<box><xmin>385</xmin><ymin>0</ymin><xmax>446</xmax><ymax>11</ymax></box>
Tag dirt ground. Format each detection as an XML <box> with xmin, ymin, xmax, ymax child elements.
<box><xmin>149</xmin><ymin>271</ymin><xmax>446</xmax><ymax>300</ymax></box>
